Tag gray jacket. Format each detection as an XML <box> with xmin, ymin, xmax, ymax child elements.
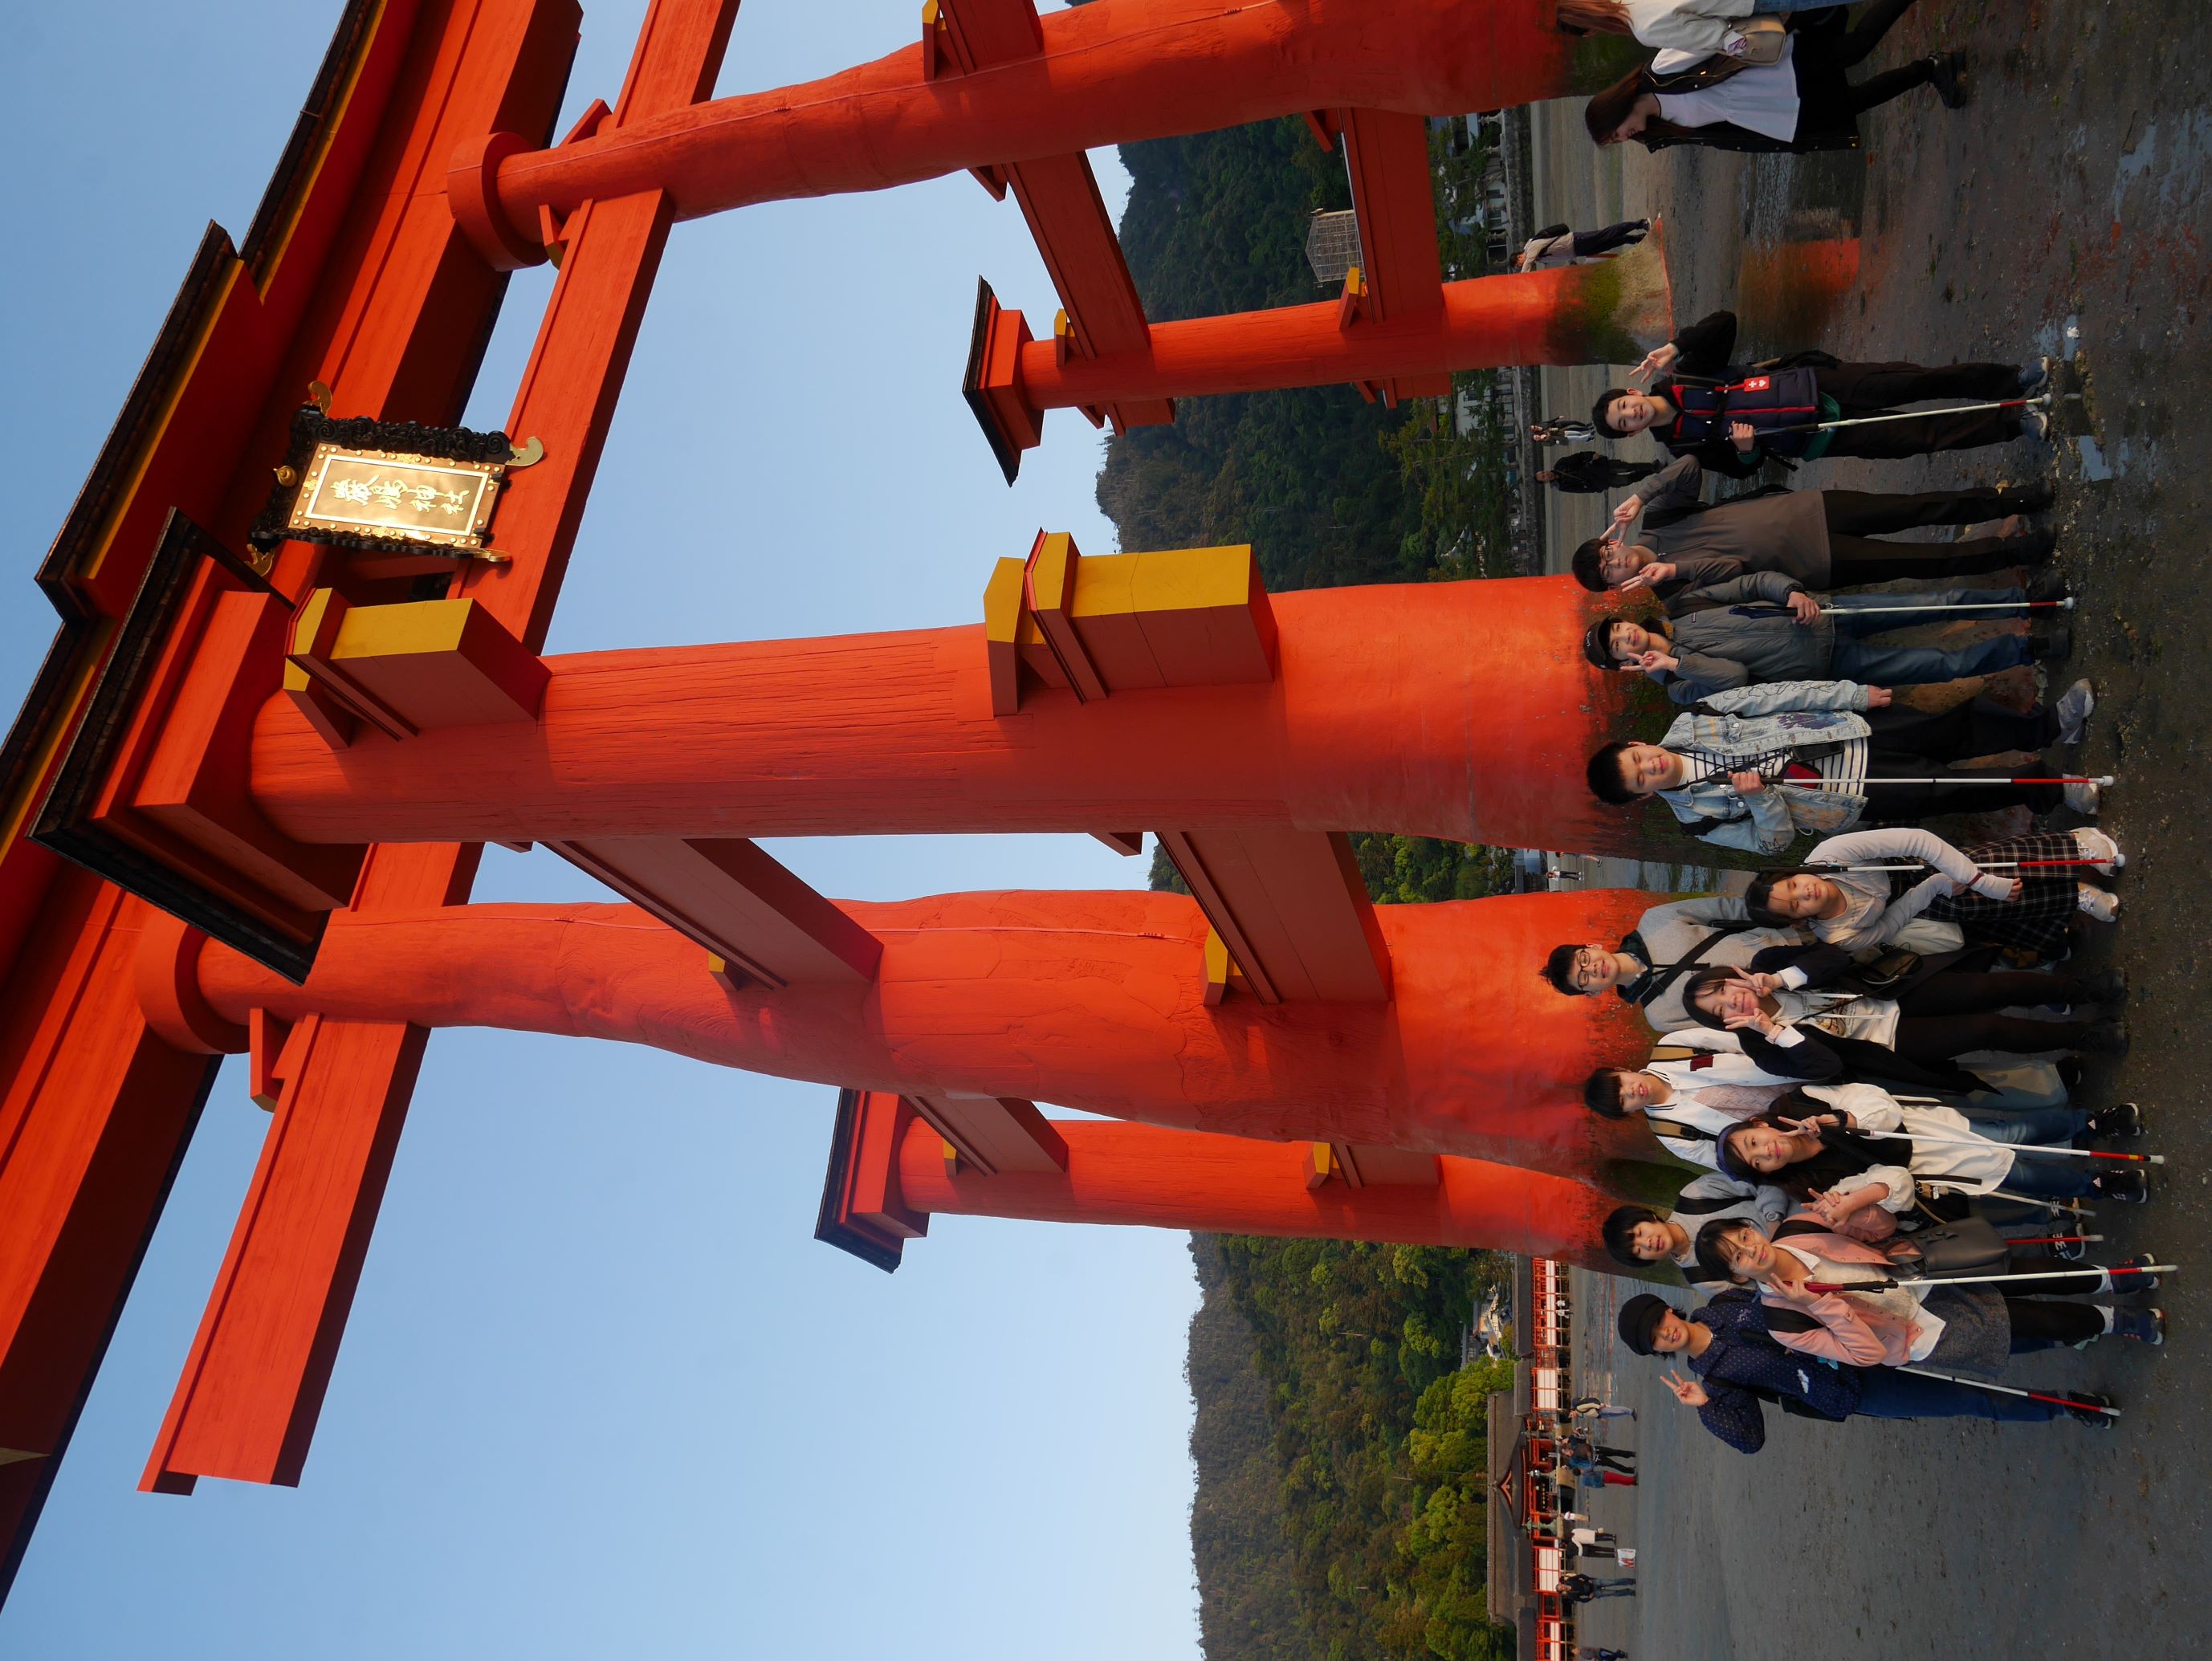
<box><xmin>1630</xmin><ymin>457</ymin><xmax>1832</xmax><ymax>588</ymax></box>
<box><xmin>1624</xmin><ymin>894</ymin><xmax>1805</xmax><ymax>1032</ymax></box>
<box><xmin>1656</xmin><ymin>569</ymin><xmax>1835</xmax><ymax>703</ymax></box>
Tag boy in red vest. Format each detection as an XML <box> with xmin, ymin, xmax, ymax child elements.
<box><xmin>1593</xmin><ymin>309</ymin><xmax>2047</xmax><ymax>477</ymax></box>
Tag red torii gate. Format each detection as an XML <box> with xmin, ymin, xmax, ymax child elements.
<box><xmin>0</xmin><ymin>0</ymin><xmax>1673</xmax><ymax>1601</ymax></box>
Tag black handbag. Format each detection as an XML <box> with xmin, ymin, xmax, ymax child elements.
<box><xmin>1893</xmin><ymin>1215</ymin><xmax>2010</xmax><ymax>1277</ymax></box>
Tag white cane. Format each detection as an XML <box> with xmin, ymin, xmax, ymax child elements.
<box><xmin>1823</xmin><ymin>1124</ymin><xmax>2164</xmax><ymax>1166</ymax></box>
<box><xmin>1815</xmin><ymin>598</ymin><xmax>2074</xmax><ymax>617</ymax></box>
<box><xmin>1774</xmin><ymin>775</ymin><xmax>2116</xmax><ymax>790</ymax></box>
<box><xmin>1805</xmin><ymin>859</ymin><xmax>2106</xmax><ymax>873</ymax></box>
<box><xmin>1889</xmin><ymin>1364</ymin><xmax>2121</xmax><ymax>1418</ymax></box>
<box><xmin>1808</xmin><ymin>1264</ymin><xmax>2174</xmax><ymax>1293</ymax></box>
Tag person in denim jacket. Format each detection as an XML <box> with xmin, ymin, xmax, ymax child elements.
<box><xmin>1583</xmin><ymin>678</ymin><xmax>2073</xmax><ymax>853</ymax></box>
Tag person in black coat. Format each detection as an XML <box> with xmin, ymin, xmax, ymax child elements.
<box><xmin>1583</xmin><ymin>0</ymin><xmax>1964</xmax><ymax>159</ymax></box>
<box><xmin>1591</xmin><ymin>308</ymin><xmax>2046</xmax><ymax>476</ymax></box>
<box><xmin>1540</xmin><ymin>451</ymin><xmax>1664</xmax><ymax>494</ymax></box>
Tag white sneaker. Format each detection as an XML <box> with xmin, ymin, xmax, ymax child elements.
<box><xmin>2072</xmin><ymin>826</ymin><xmax>2125</xmax><ymax>873</ymax></box>
<box><xmin>2077</xmin><ymin>883</ymin><xmax>2120</xmax><ymax>922</ymax></box>
<box><xmin>2055</xmin><ymin>678</ymin><xmax>2096</xmax><ymax>744</ymax></box>
<box><xmin>2063</xmin><ymin>780</ymin><xmax>2101</xmax><ymax>815</ymax></box>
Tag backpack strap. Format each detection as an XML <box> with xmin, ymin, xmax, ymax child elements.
<box><xmin>1635</xmin><ymin>922</ymin><xmax>1754</xmax><ymax>1008</ymax></box>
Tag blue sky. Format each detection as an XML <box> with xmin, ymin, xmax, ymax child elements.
<box><xmin>0</xmin><ymin>5</ymin><xmax>1204</xmax><ymax>1656</ymax></box>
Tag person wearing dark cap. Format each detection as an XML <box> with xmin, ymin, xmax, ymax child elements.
<box><xmin>1615</xmin><ymin>1290</ymin><xmax>2116</xmax><ymax>1454</ymax></box>
<box><xmin>1579</xmin><ymin>579</ymin><xmax>2056</xmax><ymax>706</ymax></box>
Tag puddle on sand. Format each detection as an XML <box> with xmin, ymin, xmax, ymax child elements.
<box><xmin>1731</xmin><ymin>153</ymin><xmax>1868</xmax><ymax>348</ymax></box>
<box><xmin>2074</xmin><ymin>435</ymin><xmax>2114</xmax><ymax>482</ymax></box>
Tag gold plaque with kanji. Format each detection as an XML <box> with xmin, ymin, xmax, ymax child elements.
<box><xmin>286</xmin><ymin>444</ymin><xmax>505</xmax><ymax>551</ymax></box>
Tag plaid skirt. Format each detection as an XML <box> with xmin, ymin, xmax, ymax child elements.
<box><xmin>1922</xmin><ymin>834</ymin><xmax>2080</xmax><ymax>958</ymax></box>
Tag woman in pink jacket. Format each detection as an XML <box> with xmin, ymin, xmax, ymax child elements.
<box><xmin>1694</xmin><ymin>1218</ymin><xmax>2160</xmax><ymax>1368</ymax></box>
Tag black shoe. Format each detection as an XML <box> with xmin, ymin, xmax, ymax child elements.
<box><xmin>1930</xmin><ymin>51</ymin><xmax>1970</xmax><ymax>110</ymax></box>
<box><xmin>2004</xmin><ymin>527</ymin><xmax>2059</xmax><ymax>566</ymax></box>
<box><xmin>2080</xmin><ymin>1020</ymin><xmax>2130</xmax><ymax>1055</ymax></box>
<box><xmin>2112</xmin><ymin>1255</ymin><xmax>2162</xmax><ymax>1293</ymax></box>
<box><xmin>2057</xmin><ymin>1056</ymin><xmax>2085</xmax><ymax>1089</ymax></box>
<box><xmin>2024</xmin><ymin>569</ymin><xmax>2071</xmax><ymax>604</ymax></box>
<box><xmin>2055</xmin><ymin>1231</ymin><xmax>2089</xmax><ymax>1261</ymax></box>
<box><xmin>2093</xmin><ymin>1168</ymin><xmax>2148</xmax><ymax>1203</ymax></box>
<box><xmin>2088</xmin><ymin>1101</ymin><xmax>2143</xmax><ymax>1139</ymax></box>
<box><xmin>2029</xmin><ymin>621</ymin><xmax>2074</xmax><ymax>662</ymax></box>
<box><xmin>2078</xmin><ymin>967</ymin><xmax>2129</xmax><ymax>1006</ymax></box>
<box><xmin>1998</xmin><ymin>482</ymin><xmax>2057</xmax><ymax>515</ymax></box>
<box><xmin>2067</xmin><ymin>1391</ymin><xmax>2116</xmax><ymax>1427</ymax></box>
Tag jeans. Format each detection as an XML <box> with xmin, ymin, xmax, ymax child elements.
<box><xmin>1853</xmin><ymin>1366</ymin><xmax>2063</xmax><ymax>1423</ymax></box>
<box><xmin>1827</xmin><ymin>587</ymin><xmax>2034</xmax><ymax>685</ymax></box>
<box><xmin>1962</xmin><ymin>1105</ymin><xmax>2095</xmax><ymax>1198</ymax></box>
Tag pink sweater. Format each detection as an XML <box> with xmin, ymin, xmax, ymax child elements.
<box><xmin>1755</xmin><ymin>1230</ymin><xmax>1923</xmax><ymax>1367</ymax></box>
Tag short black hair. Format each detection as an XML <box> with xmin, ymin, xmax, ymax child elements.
<box><xmin>1603</xmin><ymin>1205</ymin><xmax>1664</xmax><ymax>1268</ymax></box>
<box><xmin>1743</xmin><ymin>869</ymin><xmax>1799</xmax><ymax>928</ymax></box>
<box><xmin>1592</xmin><ymin>387</ymin><xmax>1633</xmax><ymax>439</ymax></box>
<box><xmin>1582</xmin><ymin>1068</ymin><xmax>1629</xmax><ymax>1117</ymax></box>
<box><xmin>1586</xmin><ymin>742</ymin><xmax>1637</xmax><ymax>806</ymax></box>
<box><xmin>1693</xmin><ymin>1215</ymin><xmax>1757</xmax><ymax>1284</ymax></box>
<box><xmin>1542</xmin><ymin>943</ymin><xmax>1592</xmax><ymax>997</ymax></box>
<box><xmin>1571</xmin><ymin>539</ymin><xmax>1608</xmax><ymax>592</ymax></box>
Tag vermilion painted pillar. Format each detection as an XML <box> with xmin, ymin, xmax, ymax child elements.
<box><xmin>189</xmin><ymin>890</ymin><xmax>1661</xmax><ymax>1181</ymax></box>
<box><xmin>993</xmin><ymin>247</ymin><xmax>1672</xmax><ymax>422</ymax></box>
<box><xmin>898</xmin><ymin>1116</ymin><xmax>1622</xmax><ymax>1267</ymax></box>
<box><xmin>450</xmin><ymin>0</ymin><xmax>1642</xmax><ymax>266</ymax></box>
<box><xmin>251</xmin><ymin>577</ymin><xmax>1638</xmax><ymax>856</ymax></box>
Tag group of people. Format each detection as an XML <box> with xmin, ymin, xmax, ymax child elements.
<box><xmin>1538</xmin><ymin>853</ymin><xmax>2159</xmax><ymax>1449</ymax></box>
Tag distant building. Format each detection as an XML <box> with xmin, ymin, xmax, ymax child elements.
<box><xmin>1304</xmin><ymin>209</ymin><xmax>1363</xmax><ymax>285</ymax></box>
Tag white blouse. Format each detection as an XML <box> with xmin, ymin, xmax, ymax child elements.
<box><xmin>1655</xmin><ymin>38</ymin><xmax>1801</xmax><ymax>143</ymax></box>
<box><xmin>1624</xmin><ymin>0</ymin><xmax>1756</xmax><ymax>54</ymax></box>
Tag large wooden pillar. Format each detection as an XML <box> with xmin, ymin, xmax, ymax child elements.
<box><xmin>448</xmin><ymin>0</ymin><xmax>1640</xmax><ymax>263</ymax></box>
<box><xmin>181</xmin><ymin>890</ymin><xmax>1660</xmax><ymax>1181</ymax></box>
<box><xmin>249</xmin><ymin>574</ymin><xmax>1636</xmax><ymax>855</ymax></box>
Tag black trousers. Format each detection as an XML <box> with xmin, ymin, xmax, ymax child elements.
<box><xmin>1858</xmin><ymin>699</ymin><xmax>2064</xmax><ymax>817</ymax></box>
<box><xmin>1812</xmin><ymin>363</ymin><xmax>2024</xmax><ymax>458</ymax></box>
<box><xmin>1571</xmin><ymin>219</ymin><xmax>1648</xmax><ymax>258</ymax></box>
<box><xmin>1897</xmin><ymin>1011</ymin><xmax>2095</xmax><ymax>1061</ymax></box>
<box><xmin>2006</xmin><ymin>1297</ymin><xmax>2104</xmax><ymax>1348</ymax></box>
<box><xmin>1823</xmin><ymin>486</ymin><xmax>2051</xmax><ymax>582</ymax></box>
<box><xmin>1794</xmin><ymin>0</ymin><xmax>1936</xmax><ymax>131</ymax></box>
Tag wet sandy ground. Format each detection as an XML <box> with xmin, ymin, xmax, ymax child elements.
<box><xmin>1531</xmin><ymin>2</ymin><xmax>2212</xmax><ymax>1653</ymax></box>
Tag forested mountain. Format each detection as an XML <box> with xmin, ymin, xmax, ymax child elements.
<box><xmin>1187</xmin><ymin>1233</ymin><xmax>1516</xmax><ymax>1661</ymax></box>
<box><xmin>1103</xmin><ymin>120</ymin><xmax>1523</xmax><ymax>1661</ymax></box>
<box><xmin>1100</xmin><ymin>119</ymin><xmax>1511</xmax><ymax>592</ymax></box>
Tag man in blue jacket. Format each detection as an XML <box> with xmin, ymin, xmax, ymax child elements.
<box><xmin>1617</xmin><ymin>1290</ymin><xmax>2112</xmax><ymax>1453</ymax></box>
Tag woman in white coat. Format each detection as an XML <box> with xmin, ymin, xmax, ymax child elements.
<box><xmin>1556</xmin><ymin>0</ymin><xmax>1831</xmax><ymax>59</ymax></box>
<box><xmin>1716</xmin><ymin>1081</ymin><xmax>2139</xmax><ymax>1207</ymax></box>
<box><xmin>1745</xmin><ymin>824</ymin><xmax>2125</xmax><ymax>959</ymax></box>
